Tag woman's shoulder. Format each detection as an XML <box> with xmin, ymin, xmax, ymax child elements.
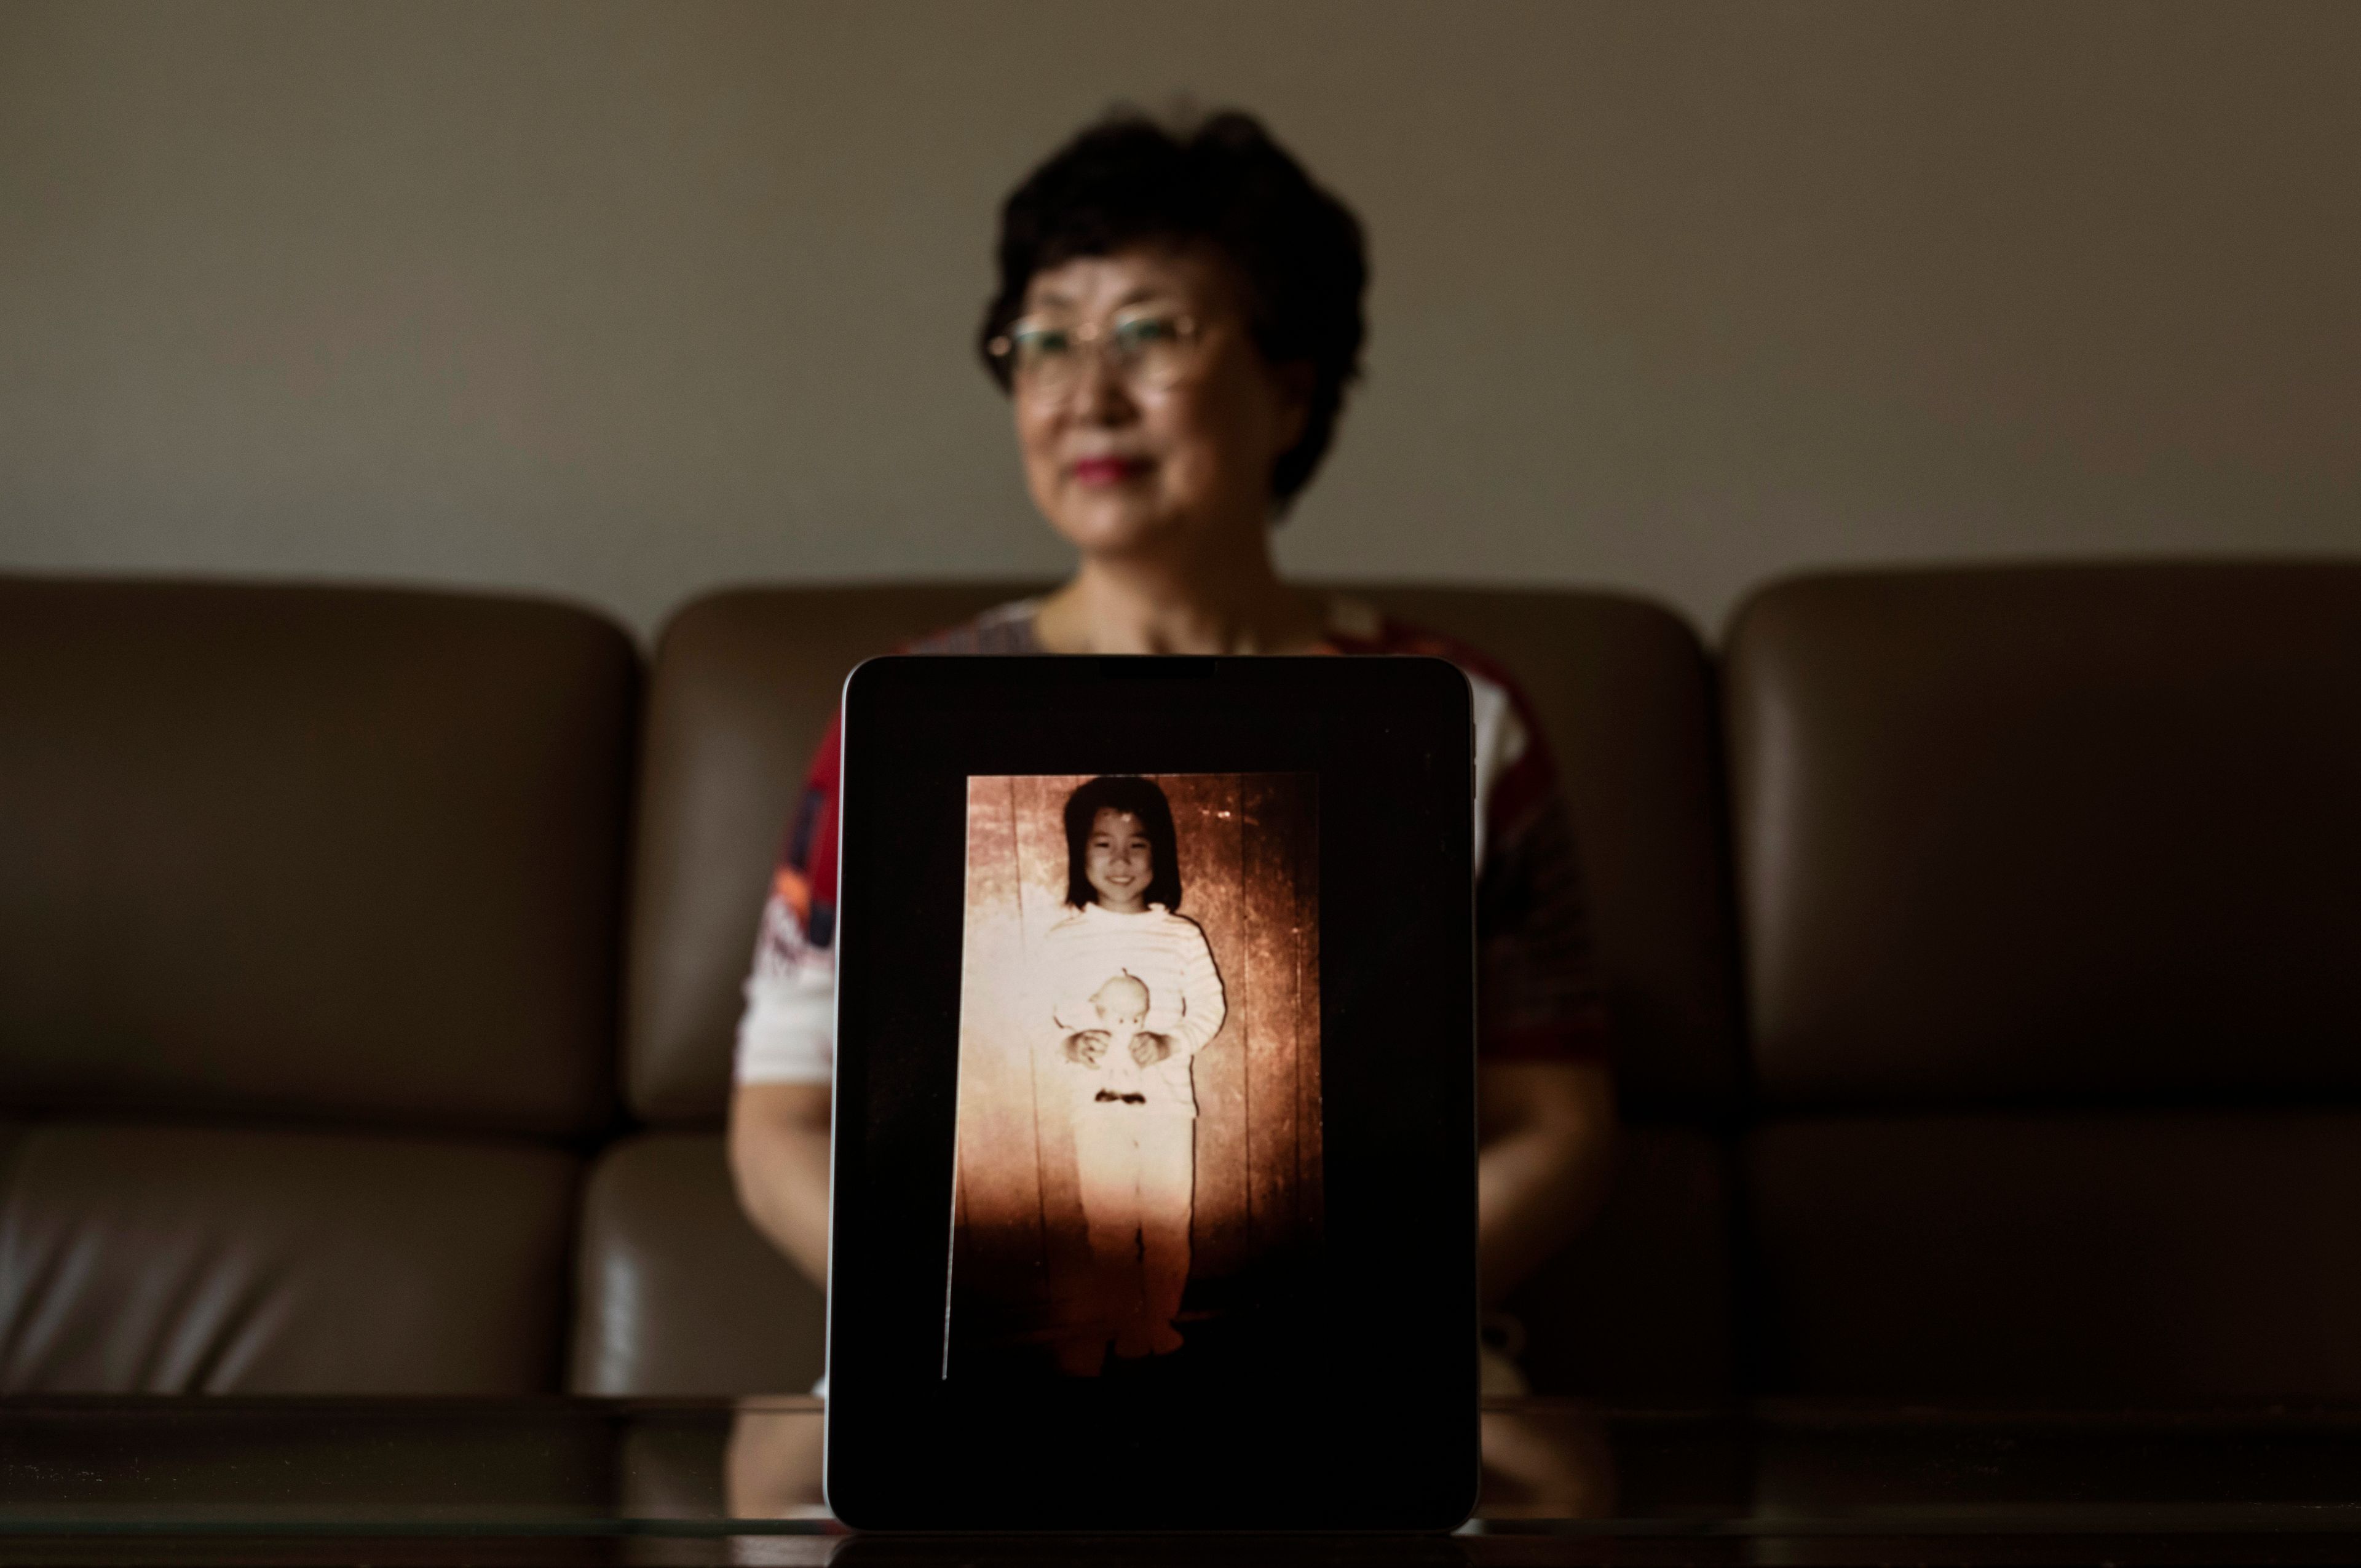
<box><xmin>1321</xmin><ymin>595</ymin><xmax>1545</xmax><ymax>743</ymax></box>
<box><xmin>1320</xmin><ymin>596</ymin><xmax>1530</xmax><ymax>703</ymax></box>
<box><xmin>902</xmin><ymin>598</ymin><xmax>1044</xmax><ymax>655</ymax></box>
<box><xmin>798</xmin><ymin>600</ymin><xmax>1040</xmax><ymax>764</ymax></box>
<box><xmin>1321</xmin><ymin>595</ymin><xmax>1562</xmax><ymax>831</ymax></box>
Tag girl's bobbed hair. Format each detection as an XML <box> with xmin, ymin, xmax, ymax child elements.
<box><xmin>1062</xmin><ymin>775</ymin><xmax>1184</xmax><ymax>912</ymax></box>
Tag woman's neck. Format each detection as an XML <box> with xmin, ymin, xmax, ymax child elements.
<box><xmin>1035</xmin><ymin>542</ymin><xmax>1327</xmax><ymax>657</ymax></box>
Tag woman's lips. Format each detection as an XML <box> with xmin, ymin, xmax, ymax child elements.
<box><xmin>1070</xmin><ymin>456</ymin><xmax>1152</xmax><ymax>486</ymax></box>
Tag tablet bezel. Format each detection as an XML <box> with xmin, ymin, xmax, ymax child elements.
<box><xmin>823</xmin><ymin>655</ymin><xmax>1477</xmax><ymax>1531</ymax></box>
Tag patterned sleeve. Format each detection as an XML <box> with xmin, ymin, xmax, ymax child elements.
<box><xmin>733</xmin><ymin>713</ymin><xmax>844</xmax><ymax>1086</ymax></box>
<box><xmin>1466</xmin><ymin>668</ymin><xmax>1613</xmax><ymax>1066</ymax></box>
<box><xmin>734</xmin><ymin>617</ymin><xmax>1610</xmax><ymax>1079</ymax></box>
<box><xmin>1321</xmin><ymin>606</ymin><xmax>1612</xmax><ymax>1065</ymax></box>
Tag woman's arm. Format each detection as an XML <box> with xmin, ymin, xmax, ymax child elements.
<box><xmin>1476</xmin><ymin>1059</ymin><xmax>1616</xmax><ymax>1305</ymax></box>
<box><xmin>727</xmin><ymin>1081</ymin><xmax>834</xmax><ymax>1287</ymax></box>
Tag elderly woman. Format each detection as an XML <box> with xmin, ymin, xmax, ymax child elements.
<box><xmin>728</xmin><ymin>109</ymin><xmax>1615</xmax><ymax>1392</ymax></box>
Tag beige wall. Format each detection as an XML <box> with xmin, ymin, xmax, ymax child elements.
<box><xmin>2</xmin><ymin>0</ymin><xmax>2354</xmax><ymax>641</ymax></box>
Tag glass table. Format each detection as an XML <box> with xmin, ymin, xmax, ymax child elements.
<box><xmin>6</xmin><ymin>1396</ymin><xmax>2361</xmax><ymax>1564</ymax></box>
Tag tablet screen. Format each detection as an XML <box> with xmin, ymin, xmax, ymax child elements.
<box><xmin>949</xmin><ymin>772</ymin><xmax>1320</xmax><ymax>1384</ymax></box>
<box><xmin>825</xmin><ymin>657</ymin><xmax>1476</xmax><ymax>1529</ymax></box>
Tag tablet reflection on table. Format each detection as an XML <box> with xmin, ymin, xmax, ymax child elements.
<box><xmin>1477</xmin><ymin>1401</ymin><xmax>1616</xmax><ymax>1520</ymax></box>
<box><xmin>725</xmin><ymin>1400</ymin><xmax>830</xmax><ymax>1522</ymax></box>
<box><xmin>719</xmin><ymin>1399</ymin><xmax>1615</xmax><ymax>1526</ymax></box>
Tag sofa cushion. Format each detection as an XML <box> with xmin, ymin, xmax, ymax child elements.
<box><xmin>568</xmin><ymin>1131</ymin><xmax>826</xmax><ymax>1396</ymax></box>
<box><xmin>624</xmin><ymin>586</ymin><xmax>1033</xmax><ymax>1125</ymax></box>
<box><xmin>1726</xmin><ymin>563</ymin><xmax>2361</xmax><ymax>1109</ymax></box>
<box><xmin>1505</xmin><ymin>1124</ymin><xmax>1736</xmax><ymax>1399</ymax></box>
<box><xmin>0</xmin><ymin>577</ymin><xmax>634</xmax><ymax>1136</ymax></box>
<box><xmin>1748</xmin><ymin>1111</ymin><xmax>2361</xmax><ymax>1398</ymax></box>
<box><xmin>0</xmin><ymin>1123</ymin><xmax>579</xmax><ymax>1393</ymax></box>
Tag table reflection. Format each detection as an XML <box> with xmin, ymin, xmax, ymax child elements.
<box><xmin>726</xmin><ymin>1398</ymin><xmax>831</xmax><ymax>1522</ymax></box>
<box><xmin>1478</xmin><ymin>1403</ymin><xmax>1615</xmax><ymax>1519</ymax></box>
<box><xmin>10</xmin><ymin>1397</ymin><xmax>2361</xmax><ymax>1561</ymax></box>
<box><xmin>718</xmin><ymin>1397</ymin><xmax>1616</xmax><ymax>1526</ymax></box>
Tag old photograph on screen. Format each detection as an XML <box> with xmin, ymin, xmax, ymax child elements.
<box><xmin>946</xmin><ymin>772</ymin><xmax>1321</xmax><ymax>1381</ymax></box>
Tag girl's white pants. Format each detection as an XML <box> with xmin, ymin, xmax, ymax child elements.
<box><xmin>1071</xmin><ymin>1106</ymin><xmax>1194</xmax><ymax>1335</ymax></box>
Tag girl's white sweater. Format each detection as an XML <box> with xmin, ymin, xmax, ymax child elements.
<box><xmin>1037</xmin><ymin>903</ymin><xmax>1226</xmax><ymax>1117</ymax></box>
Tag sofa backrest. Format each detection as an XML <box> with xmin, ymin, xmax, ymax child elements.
<box><xmin>1305</xmin><ymin>588</ymin><xmax>1746</xmax><ymax>1398</ymax></box>
<box><xmin>1726</xmin><ymin>562</ymin><xmax>2361</xmax><ymax>1396</ymax></box>
<box><xmin>0</xmin><ymin>576</ymin><xmax>636</xmax><ymax>1391</ymax></box>
<box><xmin>623</xmin><ymin>585</ymin><xmax>1034</xmax><ymax>1124</ymax></box>
<box><xmin>1730</xmin><ymin>562</ymin><xmax>2361</xmax><ymax>1111</ymax></box>
<box><xmin>0</xmin><ymin>577</ymin><xmax>636</xmax><ymax>1136</ymax></box>
<box><xmin>1351</xmin><ymin>587</ymin><xmax>1742</xmax><ymax>1118</ymax></box>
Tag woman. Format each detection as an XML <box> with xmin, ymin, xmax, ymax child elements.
<box><xmin>729</xmin><ymin>109</ymin><xmax>1615</xmax><ymax>1393</ymax></box>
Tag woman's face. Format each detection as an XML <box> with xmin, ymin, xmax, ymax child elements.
<box><xmin>1012</xmin><ymin>247</ymin><xmax>1310</xmax><ymax>566</ymax></box>
<box><xmin>1084</xmin><ymin>807</ymin><xmax>1154</xmax><ymax>914</ymax></box>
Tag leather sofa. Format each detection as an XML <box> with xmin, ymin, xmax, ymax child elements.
<box><xmin>1729</xmin><ymin>564</ymin><xmax>2361</xmax><ymax>1398</ymax></box>
<box><xmin>2</xmin><ymin>563</ymin><xmax>2352</xmax><ymax>1400</ymax></box>
<box><xmin>0</xmin><ymin>579</ymin><xmax>631</xmax><ymax>1392</ymax></box>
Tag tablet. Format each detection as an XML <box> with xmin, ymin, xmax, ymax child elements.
<box><xmin>823</xmin><ymin>655</ymin><xmax>1477</xmax><ymax>1531</ymax></box>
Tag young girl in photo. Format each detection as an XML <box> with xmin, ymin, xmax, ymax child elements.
<box><xmin>1036</xmin><ymin>775</ymin><xmax>1226</xmax><ymax>1370</ymax></box>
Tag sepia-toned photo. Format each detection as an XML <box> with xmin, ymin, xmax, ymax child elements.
<box><xmin>947</xmin><ymin>772</ymin><xmax>1321</xmax><ymax>1380</ymax></box>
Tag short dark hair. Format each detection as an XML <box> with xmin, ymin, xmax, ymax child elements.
<box><xmin>980</xmin><ymin>108</ymin><xmax>1368</xmax><ymax>512</ymax></box>
<box><xmin>1062</xmin><ymin>775</ymin><xmax>1184</xmax><ymax>912</ymax></box>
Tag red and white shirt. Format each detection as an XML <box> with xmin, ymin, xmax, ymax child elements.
<box><xmin>735</xmin><ymin>597</ymin><xmax>1610</xmax><ymax>1084</ymax></box>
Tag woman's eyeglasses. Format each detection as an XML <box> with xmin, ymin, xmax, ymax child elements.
<box><xmin>987</xmin><ymin>311</ymin><xmax>1204</xmax><ymax>399</ymax></box>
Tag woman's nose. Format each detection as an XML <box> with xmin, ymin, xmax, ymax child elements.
<box><xmin>1072</xmin><ymin>347</ymin><xmax>1136</xmax><ymax>423</ymax></box>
